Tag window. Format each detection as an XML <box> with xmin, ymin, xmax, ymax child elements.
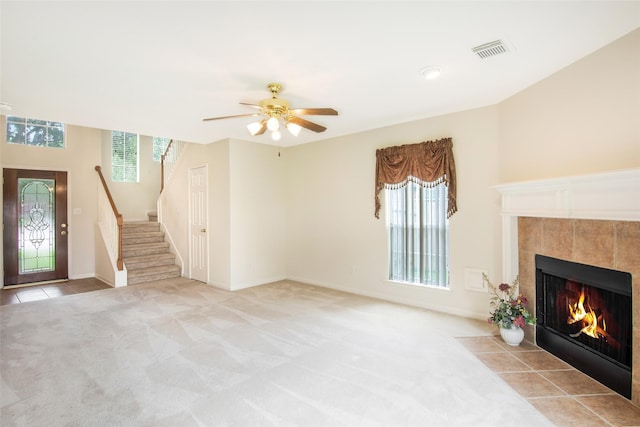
<box><xmin>386</xmin><ymin>180</ymin><xmax>450</xmax><ymax>287</ymax></box>
<box><xmin>111</xmin><ymin>131</ymin><xmax>138</xmax><ymax>182</ymax></box>
<box><xmin>6</xmin><ymin>116</ymin><xmax>65</xmax><ymax>148</ymax></box>
<box><xmin>153</xmin><ymin>137</ymin><xmax>170</xmax><ymax>161</ymax></box>
<box><xmin>374</xmin><ymin>137</ymin><xmax>457</xmax><ymax>288</ymax></box>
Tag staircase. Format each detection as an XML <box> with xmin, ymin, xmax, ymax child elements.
<box><xmin>122</xmin><ymin>221</ymin><xmax>181</xmax><ymax>285</ymax></box>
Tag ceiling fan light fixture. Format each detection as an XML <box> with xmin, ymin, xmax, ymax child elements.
<box><xmin>267</xmin><ymin>116</ymin><xmax>280</xmax><ymax>131</ymax></box>
<box><xmin>271</xmin><ymin>130</ymin><xmax>282</xmax><ymax>141</ymax></box>
<box><xmin>247</xmin><ymin>121</ymin><xmax>263</xmax><ymax>136</ymax></box>
<box><xmin>286</xmin><ymin>122</ymin><xmax>302</xmax><ymax>136</ymax></box>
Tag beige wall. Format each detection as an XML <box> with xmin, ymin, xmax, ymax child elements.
<box><xmin>159</xmin><ymin>138</ymin><xmax>287</xmax><ymax>291</ymax></box>
<box><xmin>286</xmin><ymin>105</ymin><xmax>502</xmax><ymax>318</ymax></box>
<box><xmin>230</xmin><ymin>139</ymin><xmax>287</xmax><ymax>289</ymax></box>
<box><xmin>1</xmin><ymin>121</ymin><xmax>102</xmax><ymax>282</ymax></box>
<box><xmin>498</xmin><ymin>29</ymin><xmax>640</xmax><ymax>182</ymax></box>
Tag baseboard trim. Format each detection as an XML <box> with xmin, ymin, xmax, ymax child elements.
<box><xmin>285</xmin><ymin>275</ymin><xmax>486</xmax><ymax>321</ymax></box>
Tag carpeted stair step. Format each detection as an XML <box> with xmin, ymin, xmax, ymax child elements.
<box><xmin>122</xmin><ymin>231</ymin><xmax>165</xmax><ymax>245</ymax></box>
<box><xmin>121</xmin><ymin>241</ymin><xmax>170</xmax><ymax>258</ymax></box>
<box><xmin>121</xmin><ymin>220</ymin><xmax>181</xmax><ymax>285</ymax></box>
<box><xmin>124</xmin><ymin>253</ymin><xmax>176</xmax><ymax>270</ymax></box>
<box><xmin>126</xmin><ymin>264</ymin><xmax>181</xmax><ymax>285</ymax></box>
<box><xmin>122</xmin><ymin>221</ymin><xmax>160</xmax><ymax>233</ymax></box>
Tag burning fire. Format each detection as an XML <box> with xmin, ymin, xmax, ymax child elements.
<box><xmin>567</xmin><ymin>289</ymin><xmax>607</xmax><ymax>339</ymax></box>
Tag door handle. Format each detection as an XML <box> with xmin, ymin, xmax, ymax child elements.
<box><xmin>201</xmin><ymin>228</ymin><xmax>206</xmax><ymax>233</ymax></box>
<box><xmin>61</xmin><ymin>230</ymin><xmax>67</xmax><ymax>235</ymax></box>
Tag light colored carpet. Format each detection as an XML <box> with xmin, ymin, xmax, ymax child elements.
<box><xmin>0</xmin><ymin>278</ymin><xmax>554</xmax><ymax>426</ymax></box>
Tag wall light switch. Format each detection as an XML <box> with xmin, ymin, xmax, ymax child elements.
<box><xmin>73</xmin><ymin>208</ymin><xmax>82</xmax><ymax>215</ymax></box>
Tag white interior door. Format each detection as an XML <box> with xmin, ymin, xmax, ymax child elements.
<box><xmin>189</xmin><ymin>165</ymin><xmax>208</xmax><ymax>282</ymax></box>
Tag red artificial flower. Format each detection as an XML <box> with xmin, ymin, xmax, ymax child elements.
<box><xmin>513</xmin><ymin>315</ymin><xmax>526</xmax><ymax>328</ymax></box>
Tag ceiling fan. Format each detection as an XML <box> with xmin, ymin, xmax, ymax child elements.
<box><xmin>202</xmin><ymin>83</ymin><xmax>338</xmax><ymax>141</ymax></box>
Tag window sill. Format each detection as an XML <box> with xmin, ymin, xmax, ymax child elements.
<box><xmin>386</xmin><ymin>279</ymin><xmax>451</xmax><ymax>292</ymax></box>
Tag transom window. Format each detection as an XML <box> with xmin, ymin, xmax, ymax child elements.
<box><xmin>111</xmin><ymin>131</ymin><xmax>138</xmax><ymax>182</ymax></box>
<box><xmin>5</xmin><ymin>116</ymin><xmax>65</xmax><ymax>148</ymax></box>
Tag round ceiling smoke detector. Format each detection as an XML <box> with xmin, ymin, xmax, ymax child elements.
<box><xmin>419</xmin><ymin>66</ymin><xmax>442</xmax><ymax>80</ymax></box>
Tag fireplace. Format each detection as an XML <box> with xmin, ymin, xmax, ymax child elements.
<box><xmin>535</xmin><ymin>254</ymin><xmax>632</xmax><ymax>398</ymax></box>
<box><xmin>493</xmin><ymin>168</ymin><xmax>640</xmax><ymax>405</ymax></box>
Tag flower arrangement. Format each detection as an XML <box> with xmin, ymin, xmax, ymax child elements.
<box><xmin>484</xmin><ymin>273</ymin><xmax>536</xmax><ymax>329</ymax></box>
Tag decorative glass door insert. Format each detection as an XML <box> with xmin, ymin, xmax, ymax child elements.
<box><xmin>19</xmin><ymin>178</ymin><xmax>56</xmax><ymax>273</ymax></box>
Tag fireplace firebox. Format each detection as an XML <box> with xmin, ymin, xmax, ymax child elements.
<box><xmin>535</xmin><ymin>254</ymin><xmax>632</xmax><ymax>398</ymax></box>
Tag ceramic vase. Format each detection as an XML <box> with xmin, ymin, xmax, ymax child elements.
<box><xmin>500</xmin><ymin>325</ymin><xmax>524</xmax><ymax>346</ymax></box>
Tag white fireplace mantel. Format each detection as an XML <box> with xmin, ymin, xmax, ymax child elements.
<box><xmin>493</xmin><ymin>168</ymin><xmax>640</xmax><ymax>281</ymax></box>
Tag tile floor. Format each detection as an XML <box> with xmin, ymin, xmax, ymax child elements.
<box><xmin>458</xmin><ymin>336</ymin><xmax>640</xmax><ymax>427</ymax></box>
<box><xmin>0</xmin><ymin>277</ymin><xmax>111</xmax><ymax>305</ymax></box>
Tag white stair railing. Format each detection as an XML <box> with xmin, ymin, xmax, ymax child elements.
<box><xmin>161</xmin><ymin>139</ymin><xmax>186</xmax><ymax>193</ymax></box>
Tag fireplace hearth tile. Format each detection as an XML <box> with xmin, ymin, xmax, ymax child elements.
<box><xmin>539</xmin><ymin>369</ymin><xmax>615</xmax><ymax>396</ymax></box>
<box><xmin>460</xmin><ymin>336</ymin><xmax>640</xmax><ymax>424</ymax></box>
<box><xmin>475</xmin><ymin>352</ymin><xmax>531</xmax><ymax>373</ymax></box>
<box><xmin>528</xmin><ymin>396</ymin><xmax>610</xmax><ymax>427</ymax></box>
<box><xmin>575</xmin><ymin>394</ymin><xmax>640</xmax><ymax>426</ymax></box>
<box><xmin>456</xmin><ymin>336</ymin><xmax>505</xmax><ymax>353</ymax></box>
<box><xmin>497</xmin><ymin>371</ymin><xmax>565</xmax><ymax>398</ymax></box>
<box><xmin>513</xmin><ymin>350</ymin><xmax>573</xmax><ymax>371</ymax></box>
<box><xmin>494</xmin><ymin>338</ymin><xmax>538</xmax><ymax>352</ymax></box>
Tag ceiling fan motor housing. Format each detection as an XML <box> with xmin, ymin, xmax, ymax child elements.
<box><xmin>259</xmin><ymin>97</ymin><xmax>290</xmax><ymax>117</ymax></box>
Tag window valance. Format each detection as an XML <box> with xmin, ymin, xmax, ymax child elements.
<box><xmin>375</xmin><ymin>137</ymin><xmax>457</xmax><ymax>219</ymax></box>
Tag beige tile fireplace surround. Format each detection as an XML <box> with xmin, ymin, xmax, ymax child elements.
<box><xmin>494</xmin><ymin>168</ymin><xmax>640</xmax><ymax>406</ymax></box>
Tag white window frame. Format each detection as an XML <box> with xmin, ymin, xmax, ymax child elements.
<box><xmin>153</xmin><ymin>137</ymin><xmax>170</xmax><ymax>162</ymax></box>
<box><xmin>111</xmin><ymin>131</ymin><xmax>139</xmax><ymax>182</ymax></box>
<box><xmin>386</xmin><ymin>180</ymin><xmax>450</xmax><ymax>288</ymax></box>
<box><xmin>5</xmin><ymin>116</ymin><xmax>65</xmax><ymax>148</ymax></box>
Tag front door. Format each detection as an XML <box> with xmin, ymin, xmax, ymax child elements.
<box><xmin>3</xmin><ymin>168</ymin><xmax>69</xmax><ymax>286</ymax></box>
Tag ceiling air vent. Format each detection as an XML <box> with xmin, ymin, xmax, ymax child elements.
<box><xmin>472</xmin><ymin>40</ymin><xmax>509</xmax><ymax>59</ymax></box>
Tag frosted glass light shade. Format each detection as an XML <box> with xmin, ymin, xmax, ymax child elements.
<box><xmin>247</xmin><ymin>121</ymin><xmax>263</xmax><ymax>135</ymax></box>
<box><xmin>286</xmin><ymin>122</ymin><xmax>302</xmax><ymax>136</ymax></box>
<box><xmin>271</xmin><ymin>130</ymin><xmax>281</xmax><ymax>141</ymax></box>
<box><xmin>267</xmin><ymin>116</ymin><xmax>280</xmax><ymax>131</ymax></box>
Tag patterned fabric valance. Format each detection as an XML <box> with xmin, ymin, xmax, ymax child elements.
<box><xmin>374</xmin><ymin>137</ymin><xmax>457</xmax><ymax>218</ymax></box>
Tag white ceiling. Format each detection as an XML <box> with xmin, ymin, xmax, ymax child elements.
<box><xmin>1</xmin><ymin>1</ymin><xmax>639</xmax><ymax>146</ymax></box>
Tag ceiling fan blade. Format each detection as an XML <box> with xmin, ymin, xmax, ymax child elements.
<box><xmin>239</xmin><ymin>102</ymin><xmax>263</xmax><ymax>110</ymax></box>
<box><xmin>202</xmin><ymin>113</ymin><xmax>261</xmax><ymax>122</ymax></box>
<box><xmin>290</xmin><ymin>108</ymin><xmax>338</xmax><ymax>116</ymax></box>
<box><xmin>254</xmin><ymin>120</ymin><xmax>268</xmax><ymax>135</ymax></box>
<box><xmin>289</xmin><ymin>116</ymin><xmax>327</xmax><ymax>133</ymax></box>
